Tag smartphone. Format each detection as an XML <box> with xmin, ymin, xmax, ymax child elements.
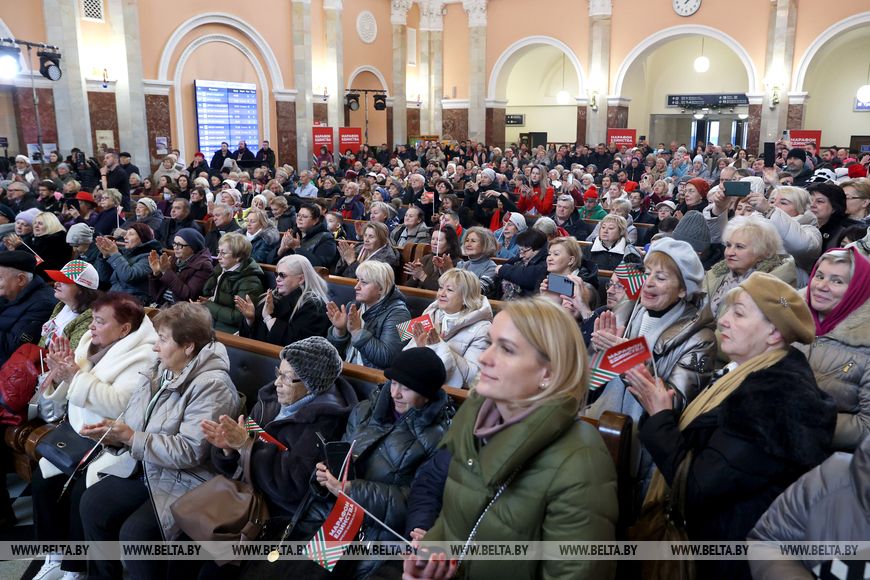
<box><xmin>723</xmin><ymin>181</ymin><xmax>751</xmax><ymax>197</ymax></box>
<box><xmin>763</xmin><ymin>142</ymin><xmax>776</xmax><ymax>168</ymax></box>
<box><xmin>315</xmin><ymin>432</ymin><xmax>354</xmax><ymax>480</ymax></box>
<box><xmin>547</xmin><ymin>273</ymin><xmax>574</xmax><ymax>296</ymax></box>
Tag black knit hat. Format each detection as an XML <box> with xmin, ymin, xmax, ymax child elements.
<box><xmin>384</xmin><ymin>347</ymin><xmax>446</xmax><ymax>400</ymax></box>
<box><xmin>787</xmin><ymin>148</ymin><xmax>807</xmax><ymax>163</ymax></box>
<box><xmin>279</xmin><ymin>337</ymin><xmax>343</xmax><ymax>395</ymax></box>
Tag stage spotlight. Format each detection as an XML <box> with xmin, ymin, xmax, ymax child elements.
<box><xmin>0</xmin><ymin>45</ymin><xmax>21</xmax><ymax>80</ymax></box>
<box><xmin>38</xmin><ymin>50</ymin><xmax>62</xmax><ymax>81</ymax></box>
<box><xmin>373</xmin><ymin>93</ymin><xmax>387</xmax><ymax>111</ymax></box>
<box><xmin>345</xmin><ymin>93</ymin><xmax>360</xmax><ymax>111</ymax></box>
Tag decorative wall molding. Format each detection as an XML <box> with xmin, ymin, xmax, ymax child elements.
<box><xmin>143</xmin><ymin>79</ymin><xmax>172</xmax><ymax>96</ymax></box>
<box><xmin>488</xmin><ymin>35</ymin><xmax>587</xmax><ymax>101</ymax></box>
<box><xmin>787</xmin><ymin>91</ymin><xmax>808</xmax><ymax>105</ymax></box>
<box><xmin>323</xmin><ymin>0</ymin><xmax>342</xmax><ymax>10</ymax></box>
<box><xmin>441</xmin><ymin>99</ymin><xmax>469</xmax><ymax>109</ymax></box>
<box><xmin>606</xmin><ymin>96</ymin><xmax>631</xmax><ymax>107</ymax></box>
<box><xmin>588</xmin><ymin>0</ymin><xmax>612</xmax><ymax>18</ymax></box>
<box><xmin>612</xmin><ymin>25</ymin><xmax>759</xmax><ymax>96</ymax></box>
<box><xmin>346</xmin><ymin>65</ymin><xmax>390</xmax><ymax>97</ymax></box>
<box><xmin>356</xmin><ymin>10</ymin><xmax>377</xmax><ymax>43</ymax></box>
<box><xmin>85</xmin><ymin>78</ymin><xmax>116</xmax><ymax>92</ymax></box>
<box><xmin>462</xmin><ymin>0</ymin><xmax>487</xmax><ymax>27</ymax></box>
<box><xmin>484</xmin><ymin>98</ymin><xmax>508</xmax><ymax>108</ymax></box>
<box><xmin>792</xmin><ymin>12</ymin><xmax>870</xmax><ymax>93</ymax></box>
<box><xmin>419</xmin><ymin>0</ymin><xmax>444</xmax><ymax>32</ymax></box>
<box><xmin>273</xmin><ymin>89</ymin><xmax>298</xmax><ymax>102</ymax></box>
<box><xmin>390</xmin><ymin>0</ymin><xmax>413</xmax><ymax>26</ymax></box>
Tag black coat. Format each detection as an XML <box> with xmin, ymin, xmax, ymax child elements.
<box><xmin>405</xmin><ymin>447</ymin><xmax>451</xmax><ymax>536</ymax></box>
<box><xmin>205</xmin><ymin>220</ymin><xmax>241</xmax><ymax>255</ymax></box>
<box><xmin>289</xmin><ymin>221</ymin><xmax>338</xmax><ymax>269</ymax></box>
<box><xmin>32</xmin><ymin>231</ymin><xmax>70</xmax><ymax>280</ymax></box>
<box><xmin>0</xmin><ymin>277</ymin><xmax>57</xmax><ymax>365</ymax></box>
<box><xmin>212</xmin><ymin>379</ymin><xmax>358</xmax><ymax>518</ymax></box>
<box><xmin>158</xmin><ymin>215</ymin><xmax>201</xmax><ymax>249</ymax></box>
<box><xmin>239</xmin><ymin>288</ymin><xmax>330</xmax><ymax>347</ymax></box>
<box><xmin>639</xmin><ymin>347</ymin><xmax>836</xmax><ymax>580</ymax></box>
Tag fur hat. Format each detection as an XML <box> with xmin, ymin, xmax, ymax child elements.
<box><xmin>279</xmin><ymin>337</ymin><xmax>343</xmax><ymax>395</ymax></box>
<box><xmin>384</xmin><ymin>347</ymin><xmax>446</xmax><ymax>401</ymax></box>
<box><xmin>646</xmin><ymin>237</ymin><xmax>705</xmax><ymax>298</ymax></box>
<box><xmin>738</xmin><ymin>271</ymin><xmax>815</xmax><ymax>344</ymax></box>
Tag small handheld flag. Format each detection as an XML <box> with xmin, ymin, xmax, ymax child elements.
<box><xmin>614</xmin><ymin>262</ymin><xmax>645</xmax><ymax>300</ymax></box>
<box><xmin>588</xmin><ymin>336</ymin><xmax>653</xmax><ymax>390</ymax></box>
<box><xmin>244</xmin><ymin>418</ymin><xmax>288</xmax><ymax>451</ymax></box>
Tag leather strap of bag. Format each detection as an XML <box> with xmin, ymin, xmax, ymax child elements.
<box><xmin>239</xmin><ymin>438</ymin><xmax>255</xmax><ymax>485</ymax></box>
<box><xmin>666</xmin><ymin>450</ymin><xmax>693</xmax><ymax>530</ymax></box>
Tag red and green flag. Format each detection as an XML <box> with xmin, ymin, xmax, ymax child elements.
<box><xmin>614</xmin><ymin>262</ymin><xmax>645</xmax><ymax>300</ymax></box>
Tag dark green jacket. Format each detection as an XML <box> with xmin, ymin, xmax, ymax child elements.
<box><xmin>201</xmin><ymin>257</ymin><xmax>265</xmax><ymax>333</ymax></box>
<box><xmin>38</xmin><ymin>303</ymin><xmax>93</xmax><ymax>349</ymax></box>
<box><xmin>426</xmin><ymin>392</ymin><xmax>618</xmax><ymax>579</ymax></box>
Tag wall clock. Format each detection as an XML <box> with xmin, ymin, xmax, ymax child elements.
<box><xmin>673</xmin><ymin>0</ymin><xmax>702</xmax><ymax>17</ymax></box>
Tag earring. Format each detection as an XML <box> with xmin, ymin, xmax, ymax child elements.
<box><xmin>539</xmin><ymin>381</ymin><xmax>549</xmax><ymax>390</ymax></box>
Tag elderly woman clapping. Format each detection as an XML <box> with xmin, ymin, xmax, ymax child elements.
<box><xmin>626</xmin><ymin>273</ymin><xmax>836</xmax><ymax>580</ymax></box>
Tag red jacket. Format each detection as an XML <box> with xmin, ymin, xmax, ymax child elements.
<box><xmin>516</xmin><ymin>186</ymin><xmax>555</xmax><ymax>216</ymax></box>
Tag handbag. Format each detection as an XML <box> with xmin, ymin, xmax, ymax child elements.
<box><xmin>35</xmin><ymin>420</ymin><xmax>100</xmax><ymax>477</ymax></box>
<box><xmin>171</xmin><ymin>439</ymin><xmax>269</xmax><ymax>545</ymax></box>
<box><xmin>628</xmin><ymin>451</ymin><xmax>696</xmax><ymax>580</ymax></box>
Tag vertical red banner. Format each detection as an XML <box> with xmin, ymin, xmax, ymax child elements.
<box><xmin>606</xmin><ymin>129</ymin><xmax>637</xmax><ymax>148</ymax></box>
<box><xmin>338</xmin><ymin>128</ymin><xmax>363</xmax><ymax>153</ymax></box>
<box><xmin>789</xmin><ymin>130</ymin><xmax>823</xmax><ymax>149</ymax></box>
<box><xmin>313</xmin><ymin>127</ymin><xmax>334</xmax><ymax>153</ymax></box>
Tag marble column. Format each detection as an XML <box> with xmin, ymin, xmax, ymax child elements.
<box><xmin>419</xmin><ymin>0</ymin><xmax>443</xmax><ymax>137</ymax></box>
<box><xmin>292</xmin><ymin>0</ymin><xmax>314</xmax><ymax>168</ymax></box>
<box><xmin>786</xmin><ymin>93</ymin><xmax>806</xmax><ymax>130</ymax></box>
<box><xmin>484</xmin><ymin>103</ymin><xmax>505</xmax><ymax>149</ymax></box>
<box><xmin>391</xmin><ymin>0</ymin><xmax>412</xmax><ymax>146</ymax></box>
<box><xmin>43</xmin><ymin>0</ymin><xmax>93</xmax><ymax>153</ymax></box>
<box><xmin>463</xmin><ymin>0</ymin><xmax>486</xmax><ymax>143</ymax></box>
<box><xmin>107</xmin><ymin>0</ymin><xmax>149</xmax><ymax>166</ymax></box>
<box><xmin>759</xmin><ymin>0</ymin><xmax>797</xmax><ymax>144</ymax></box>
<box><xmin>323</xmin><ymin>0</ymin><xmax>344</xmax><ymax>147</ymax></box>
<box><xmin>587</xmin><ymin>0</ymin><xmax>612</xmax><ymax>145</ymax></box>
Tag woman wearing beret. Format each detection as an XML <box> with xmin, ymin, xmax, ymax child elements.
<box><xmin>627</xmin><ymin>272</ymin><xmax>836</xmax><ymax>580</ymax></box>
<box><xmin>797</xmin><ymin>247</ymin><xmax>870</xmax><ymax>451</ymax></box>
<box><xmin>147</xmin><ymin>227</ymin><xmax>214</xmax><ymax>305</ymax></box>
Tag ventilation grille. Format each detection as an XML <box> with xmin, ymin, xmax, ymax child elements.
<box><xmin>81</xmin><ymin>0</ymin><xmax>104</xmax><ymax>21</ymax></box>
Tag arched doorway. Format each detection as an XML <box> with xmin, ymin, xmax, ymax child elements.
<box><xmin>346</xmin><ymin>67</ymin><xmax>389</xmax><ymax>147</ymax></box>
<box><xmin>489</xmin><ymin>37</ymin><xmax>585</xmax><ymax>147</ymax></box>
<box><xmin>617</xmin><ymin>27</ymin><xmax>756</xmax><ymax>149</ymax></box>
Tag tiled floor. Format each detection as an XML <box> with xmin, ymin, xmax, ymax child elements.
<box><xmin>0</xmin><ymin>473</ymin><xmax>37</xmax><ymax>580</ymax></box>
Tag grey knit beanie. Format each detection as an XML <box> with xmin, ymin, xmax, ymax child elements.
<box><xmin>672</xmin><ymin>210</ymin><xmax>710</xmax><ymax>254</ymax></box>
<box><xmin>279</xmin><ymin>337</ymin><xmax>343</xmax><ymax>395</ymax></box>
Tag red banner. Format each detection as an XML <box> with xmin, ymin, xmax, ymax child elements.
<box><xmin>338</xmin><ymin>127</ymin><xmax>363</xmax><ymax>154</ymax></box>
<box><xmin>790</xmin><ymin>130</ymin><xmax>822</xmax><ymax>149</ymax></box>
<box><xmin>304</xmin><ymin>494</ymin><xmax>365</xmax><ymax>571</ymax></box>
<box><xmin>606</xmin><ymin>129</ymin><xmax>637</xmax><ymax>148</ymax></box>
<box><xmin>313</xmin><ymin>127</ymin><xmax>334</xmax><ymax>153</ymax></box>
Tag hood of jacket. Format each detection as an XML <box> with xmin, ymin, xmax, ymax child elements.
<box><xmin>124</xmin><ymin>238</ymin><xmax>162</xmax><ymax>258</ymax></box>
<box><xmin>820</xmin><ymin>294</ymin><xmax>870</xmax><ymax>348</ymax></box>
<box><xmin>423</xmin><ymin>296</ymin><xmax>493</xmax><ymax>341</ymax></box>
<box><xmin>851</xmin><ymin>435</ymin><xmax>870</xmax><ymax>516</ymax></box>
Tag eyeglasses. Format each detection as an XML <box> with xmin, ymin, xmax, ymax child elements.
<box><xmin>518</xmin><ymin>247</ymin><xmax>532</xmax><ymax>255</ymax></box>
<box><xmin>605</xmin><ymin>281</ymin><xmax>626</xmax><ymax>292</ymax></box>
<box><xmin>172</xmin><ymin>242</ymin><xmax>190</xmax><ymax>249</ymax></box>
<box><xmin>275</xmin><ymin>272</ymin><xmax>288</xmax><ymax>279</ymax></box>
<box><xmin>217</xmin><ymin>249</ymin><xmax>232</xmax><ymax>256</ymax></box>
<box><xmin>274</xmin><ymin>369</ymin><xmax>302</xmax><ymax>385</ymax></box>
<box><xmin>845</xmin><ymin>196</ymin><xmax>864</xmax><ymax>201</ymax></box>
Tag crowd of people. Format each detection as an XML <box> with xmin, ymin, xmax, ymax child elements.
<box><xmin>0</xmin><ymin>134</ymin><xmax>867</xmax><ymax>579</ymax></box>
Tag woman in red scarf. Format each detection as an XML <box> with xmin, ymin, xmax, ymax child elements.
<box><xmin>516</xmin><ymin>164</ymin><xmax>555</xmax><ymax>216</ymax></box>
<box><xmin>798</xmin><ymin>246</ymin><xmax>870</xmax><ymax>450</ymax></box>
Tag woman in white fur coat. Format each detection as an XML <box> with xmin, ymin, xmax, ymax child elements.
<box><xmin>30</xmin><ymin>292</ymin><xmax>157</xmax><ymax>580</ymax></box>
<box><xmin>405</xmin><ymin>268</ymin><xmax>492</xmax><ymax>389</ymax></box>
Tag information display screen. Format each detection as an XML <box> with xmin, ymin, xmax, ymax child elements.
<box><xmin>194</xmin><ymin>80</ymin><xmax>259</xmax><ymax>160</ymax></box>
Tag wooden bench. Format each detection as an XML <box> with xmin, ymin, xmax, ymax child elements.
<box><xmin>584</xmin><ymin>218</ymin><xmax>653</xmax><ymax>230</ymax></box>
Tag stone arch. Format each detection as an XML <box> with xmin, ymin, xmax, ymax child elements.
<box><xmin>488</xmin><ymin>36</ymin><xmax>586</xmax><ymax>101</ymax></box>
<box><xmin>792</xmin><ymin>13</ymin><xmax>870</xmax><ymax>93</ymax></box>
<box><xmin>613</xmin><ymin>25</ymin><xmax>759</xmax><ymax>96</ymax></box>
<box><xmin>347</xmin><ymin>65</ymin><xmax>390</xmax><ymax>96</ymax></box>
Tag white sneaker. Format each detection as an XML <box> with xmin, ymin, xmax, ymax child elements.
<box><xmin>32</xmin><ymin>560</ymin><xmax>63</xmax><ymax>580</ymax></box>
<box><xmin>61</xmin><ymin>572</ymin><xmax>85</xmax><ymax>580</ymax></box>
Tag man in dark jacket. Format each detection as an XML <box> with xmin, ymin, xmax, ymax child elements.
<box><xmin>5</xmin><ymin>182</ymin><xmax>39</xmax><ymax>213</ymax></box>
<box><xmin>210</xmin><ymin>142</ymin><xmax>232</xmax><ymax>175</ymax></box>
<box><xmin>118</xmin><ymin>152</ymin><xmax>140</xmax><ymax>178</ymax></box>
<box><xmin>275</xmin><ymin>203</ymin><xmax>337</xmax><ymax>269</ymax></box>
<box><xmin>232</xmin><ymin>140</ymin><xmax>256</xmax><ymax>168</ymax></box>
<box><xmin>204</xmin><ymin>203</ymin><xmax>241</xmax><ymax>256</ymax></box>
<box><xmin>254</xmin><ymin>140</ymin><xmax>276</xmax><ymax>173</ymax></box>
<box><xmin>99</xmin><ymin>152</ymin><xmax>131</xmax><ymax>211</ymax></box>
<box><xmin>0</xmin><ymin>251</ymin><xmax>57</xmax><ymax>366</ymax></box>
<box><xmin>551</xmin><ymin>194</ymin><xmax>590</xmax><ymax>239</ymax></box>
<box><xmin>185</xmin><ymin>152</ymin><xmax>210</xmax><ymax>178</ymax></box>
<box><xmin>157</xmin><ymin>198</ymin><xmax>201</xmax><ymax>249</ymax></box>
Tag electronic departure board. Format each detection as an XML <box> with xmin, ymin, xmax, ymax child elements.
<box><xmin>194</xmin><ymin>80</ymin><xmax>259</xmax><ymax>160</ymax></box>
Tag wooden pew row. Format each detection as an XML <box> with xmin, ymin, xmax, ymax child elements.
<box><xmin>584</xmin><ymin>218</ymin><xmax>654</xmax><ymax>230</ymax></box>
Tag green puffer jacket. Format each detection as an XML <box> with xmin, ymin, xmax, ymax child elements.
<box><xmin>426</xmin><ymin>392</ymin><xmax>619</xmax><ymax>579</ymax></box>
<box><xmin>200</xmin><ymin>257</ymin><xmax>265</xmax><ymax>333</ymax></box>
<box><xmin>37</xmin><ymin>303</ymin><xmax>93</xmax><ymax>349</ymax></box>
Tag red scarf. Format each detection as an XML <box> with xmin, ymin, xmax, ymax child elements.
<box><xmin>488</xmin><ymin>209</ymin><xmax>502</xmax><ymax>232</ymax></box>
<box><xmin>807</xmin><ymin>247</ymin><xmax>870</xmax><ymax>336</ymax></box>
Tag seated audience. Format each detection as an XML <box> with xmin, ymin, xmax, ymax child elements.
<box><xmin>276</xmin><ymin>203</ymin><xmax>338</xmax><ymax>269</ymax></box>
<box><xmin>237</xmin><ymin>254</ymin><xmax>330</xmax><ymax>346</ymax></box>
<box><xmin>455</xmin><ymin>226</ymin><xmax>498</xmax><ymax>296</ymax></box>
<box><xmin>841</xmin><ymin>178</ymin><xmax>870</xmax><ymax>226</ymax></box>
<box><xmin>406</xmin><ymin>268</ymin><xmax>493</xmax><ymax>389</ymax></box>
<box><xmin>627</xmin><ymin>272</ymin><xmax>835</xmax><ymax>580</ymax></box>
<box><xmin>808</xmin><ymin>182</ymin><xmax>862</xmax><ymax>251</ymax></box>
<box><xmin>79</xmin><ymin>303</ymin><xmax>239</xmax><ymax>580</ymax></box>
<box><xmin>335</xmin><ymin>221</ymin><xmax>399</xmax><ymax>278</ymax></box>
<box><xmin>333</xmin><ymin>181</ymin><xmax>366</xmax><ymax>220</ymax></box>
<box><xmin>404</xmin><ymin>225</ymin><xmax>462</xmax><ymax>291</ymax></box>
<box><xmin>326</xmin><ymin>260</ymin><xmax>410</xmax><ymax>370</ymax></box>
<box><xmin>587</xmin><ymin>214</ymin><xmax>642</xmax><ymax>271</ymax></box>
<box><xmin>390</xmin><ymin>205</ymin><xmax>431</xmax><ymax>248</ymax></box>
<box><xmin>367</xmin><ymin>200</ymin><xmax>399</xmax><ymax>231</ymax></box>
<box><xmin>93</xmin><ymin>188</ymin><xmax>123</xmax><ymax>236</ymax></box>
<box><xmin>748</xmin><ymin>436</ymin><xmax>870</xmax><ymax>579</ymax></box>
<box><xmin>32</xmin><ymin>293</ymin><xmax>157</xmax><ymax>580</ymax></box>
<box><xmin>205</xmin><ymin>203</ymin><xmax>242</xmax><ymax>255</ymax></box>
<box><xmin>797</xmin><ymin>247</ymin><xmax>870</xmax><ymax>451</ymax></box>
<box><xmin>199</xmin><ymin>232</ymin><xmax>265</xmax><ymax>333</ymax></box>
<box><xmin>5</xmin><ymin>208</ymin><xmax>38</xmax><ymax>252</ymax></box>
<box><xmin>494</xmin><ymin>212</ymin><xmax>527</xmax><ymax>259</ymax></box>
<box><xmin>244</xmin><ymin>207</ymin><xmax>280</xmax><ymax>263</ymax></box>
<box><xmin>40</xmin><ymin>260</ymin><xmax>101</xmax><ymax>350</ymax></box>
<box><xmin>121</xmin><ymin>197</ymin><xmax>163</xmax><ymax>232</ymax></box>
<box><xmin>147</xmin><ymin>228</ymin><xmax>214</xmax><ymax>305</ymax></box>
<box><xmin>95</xmin><ymin>223</ymin><xmax>161</xmax><ymax>304</ymax></box>
<box><xmin>406</xmin><ymin>299</ymin><xmax>617</xmax><ymax>579</ymax></box>
<box><xmin>268</xmin><ymin>195</ymin><xmax>295</xmax><ymax>232</ymax></box>
<box><xmin>158</xmin><ymin>198</ymin><xmax>201</xmax><ymax>249</ymax></box>
<box><xmin>496</xmin><ymin>228</ymin><xmax>550</xmax><ymax>300</ymax></box>
<box><xmin>551</xmin><ymin>194</ymin><xmax>589</xmax><ymax>239</ymax></box>
<box><xmin>27</xmin><ymin>211</ymin><xmax>69</xmax><ymax>277</ymax></box>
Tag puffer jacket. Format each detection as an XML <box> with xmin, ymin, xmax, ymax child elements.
<box><xmin>767</xmin><ymin>208</ymin><xmax>822</xmax><ymax>287</ymax></box>
<box><xmin>98</xmin><ymin>341</ymin><xmax>240</xmax><ymax>539</ymax></box>
<box><xmin>405</xmin><ymin>298</ymin><xmax>493</xmax><ymax>388</ymax></box>
<box><xmin>298</xmin><ymin>386</ymin><xmax>450</xmax><ymax>579</ymax></box>
<box><xmin>212</xmin><ymin>378</ymin><xmax>358</xmax><ymax>518</ymax></box>
<box><xmin>327</xmin><ymin>285</ymin><xmax>411</xmax><ymax>370</ymax></box>
<box><xmin>147</xmin><ymin>248</ymin><xmax>214</xmax><ymax>305</ymax></box>
<box><xmin>748</xmin><ymin>436</ymin><xmax>870</xmax><ymax>580</ymax></box>
<box><xmin>249</xmin><ymin>225</ymin><xmax>280</xmax><ymax>264</ymax></box>
<box><xmin>796</xmin><ymin>298</ymin><xmax>870</xmax><ymax>451</ymax></box>
<box><xmin>201</xmin><ymin>257</ymin><xmax>265</xmax><ymax>333</ymax></box>
<box><xmin>426</xmin><ymin>392</ymin><xmax>618</xmax><ymax>579</ymax></box>
<box><xmin>99</xmin><ymin>239</ymin><xmax>164</xmax><ymax>304</ymax></box>
<box><xmin>293</xmin><ymin>221</ymin><xmax>338</xmax><ymax>269</ymax></box>
<box><xmin>335</xmin><ymin>243</ymin><xmax>400</xmax><ymax>279</ymax></box>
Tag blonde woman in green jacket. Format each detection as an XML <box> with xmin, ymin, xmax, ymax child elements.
<box><xmin>406</xmin><ymin>298</ymin><xmax>618</xmax><ymax>580</ymax></box>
